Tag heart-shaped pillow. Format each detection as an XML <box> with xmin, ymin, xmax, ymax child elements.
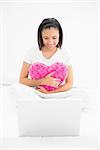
<box><xmin>28</xmin><ymin>62</ymin><xmax>68</xmax><ymax>91</ymax></box>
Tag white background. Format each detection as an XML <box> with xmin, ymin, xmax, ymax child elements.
<box><xmin>0</xmin><ymin>0</ymin><xmax>100</xmax><ymax>149</ymax></box>
<box><xmin>0</xmin><ymin>0</ymin><xmax>98</xmax><ymax>88</ymax></box>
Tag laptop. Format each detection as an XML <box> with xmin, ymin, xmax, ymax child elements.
<box><xmin>17</xmin><ymin>97</ymin><xmax>81</xmax><ymax>137</ymax></box>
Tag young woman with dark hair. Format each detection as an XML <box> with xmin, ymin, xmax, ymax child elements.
<box><xmin>19</xmin><ymin>18</ymin><xmax>73</xmax><ymax>94</ymax></box>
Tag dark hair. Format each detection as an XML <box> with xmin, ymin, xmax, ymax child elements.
<box><xmin>37</xmin><ymin>18</ymin><xmax>63</xmax><ymax>50</ymax></box>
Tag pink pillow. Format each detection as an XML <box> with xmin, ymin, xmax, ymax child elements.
<box><xmin>28</xmin><ymin>62</ymin><xmax>68</xmax><ymax>91</ymax></box>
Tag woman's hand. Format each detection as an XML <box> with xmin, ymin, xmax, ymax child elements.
<box><xmin>36</xmin><ymin>86</ymin><xmax>50</xmax><ymax>94</ymax></box>
<box><xmin>41</xmin><ymin>72</ymin><xmax>61</xmax><ymax>87</ymax></box>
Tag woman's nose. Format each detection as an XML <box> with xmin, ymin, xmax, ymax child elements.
<box><xmin>47</xmin><ymin>39</ymin><xmax>53</xmax><ymax>44</ymax></box>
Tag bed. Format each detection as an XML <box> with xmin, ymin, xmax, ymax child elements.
<box><xmin>0</xmin><ymin>84</ymin><xmax>98</xmax><ymax>149</ymax></box>
<box><xmin>0</xmin><ymin>84</ymin><xmax>97</xmax><ymax>138</ymax></box>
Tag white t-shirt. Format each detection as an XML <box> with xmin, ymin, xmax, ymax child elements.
<box><xmin>23</xmin><ymin>47</ymin><xmax>72</xmax><ymax>66</ymax></box>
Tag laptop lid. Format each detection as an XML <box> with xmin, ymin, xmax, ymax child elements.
<box><xmin>17</xmin><ymin>98</ymin><xmax>81</xmax><ymax>137</ymax></box>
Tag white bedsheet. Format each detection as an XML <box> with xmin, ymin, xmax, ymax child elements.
<box><xmin>8</xmin><ymin>83</ymin><xmax>89</xmax><ymax>110</ymax></box>
<box><xmin>9</xmin><ymin>83</ymin><xmax>88</xmax><ymax>99</ymax></box>
<box><xmin>0</xmin><ymin>84</ymin><xmax>97</xmax><ymax>138</ymax></box>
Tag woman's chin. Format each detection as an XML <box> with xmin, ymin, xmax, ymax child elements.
<box><xmin>47</xmin><ymin>46</ymin><xmax>56</xmax><ymax>50</ymax></box>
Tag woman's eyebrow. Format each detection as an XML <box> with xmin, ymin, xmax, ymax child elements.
<box><xmin>42</xmin><ymin>35</ymin><xmax>58</xmax><ymax>38</ymax></box>
<box><xmin>42</xmin><ymin>36</ymin><xmax>48</xmax><ymax>38</ymax></box>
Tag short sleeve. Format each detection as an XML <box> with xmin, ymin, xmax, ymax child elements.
<box><xmin>63</xmin><ymin>50</ymin><xmax>72</xmax><ymax>66</ymax></box>
<box><xmin>23</xmin><ymin>48</ymin><xmax>34</xmax><ymax>64</ymax></box>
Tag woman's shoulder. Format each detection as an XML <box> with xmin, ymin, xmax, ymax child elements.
<box><xmin>23</xmin><ymin>46</ymin><xmax>40</xmax><ymax>64</ymax></box>
<box><xmin>59</xmin><ymin>47</ymin><xmax>71</xmax><ymax>57</ymax></box>
<box><xmin>25</xmin><ymin>46</ymin><xmax>40</xmax><ymax>54</ymax></box>
<box><xmin>59</xmin><ymin>47</ymin><xmax>72</xmax><ymax>66</ymax></box>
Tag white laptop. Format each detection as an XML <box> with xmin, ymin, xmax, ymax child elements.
<box><xmin>17</xmin><ymin>96</ymin><xmax>81</xmax><ymax>137</ymax></box>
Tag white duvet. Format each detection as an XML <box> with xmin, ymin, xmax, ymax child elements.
<box><xmin>8</xmin><ymin>83</ymin><xmax>88</xmax><ymax>107</ymax></box>
<box><xmin>0</xmin><ymin>84</ymin><xmax>97</xmax><ymax>138</ymax></box>
<box><xmin>9</xmin><ymin>83</ymin><xmax>94</xmax><ymax>115</ymax></box>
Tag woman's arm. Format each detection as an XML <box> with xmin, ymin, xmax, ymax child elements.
<box><xmin>52</xmin><ymin>65</ymin><xmax>73</xmax><ymax>93</ymax></box>
<box><xmin>19</xmin><ymin>62</ymin><xmax>45</xmax><ymax>87</ymax></box>
<box><xmin>37</xmin><ymin>65</ymin><xmax>73</xmax><ymax>94</ymax></box>
<box><xmin>19</xmin><ymin>61</ymin><xmax>60</xmax><ymax>87</ymax></box>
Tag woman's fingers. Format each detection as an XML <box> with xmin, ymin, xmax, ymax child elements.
<box><xmin>46</xmin><ymin>71</ymin><xmax>55</xmax><ymax>77</ymax></box>
<box><xmin>50</xmin><ymin>78</ymin><xmax>60</xmax><ymax>87</ymax></box>
<box><xmin>42</xmin><ymin>72</ymin><xmax>61</xmax><ymax>87</ymax></box>
<box><xmin>54</xmin><ymin>78</ymin><xmax>61</xmax><ymax>82</ymax></box>
<box><xmin>38</xmin><ymin>86</ymin><xmax>45</xmax><ymax>90</ymax></box>
<box><xmin>46</xmin><ymin>72</ymin><xmax>61</xmax><ymax>82</ymax></box>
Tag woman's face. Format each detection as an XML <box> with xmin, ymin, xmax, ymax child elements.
<box><xmin>42</xmin><ymin>27</ymin><xmax>59</xmax><ymax>50</ymax></box>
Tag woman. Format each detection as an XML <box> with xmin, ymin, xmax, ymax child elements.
<box><xmin>19</xmin><ymin>18</ymin><xmax>73</xmax><ymax>94</ymax></box>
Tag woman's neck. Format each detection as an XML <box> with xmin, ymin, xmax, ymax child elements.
<box><xmin>41</xmin><ymin>46</ymin><xmax>58</xmax><ymax>59</ymax></box>
<box><xmin>42</xmin><ymin>46</ymin><xmax>57</xmax><ymax>52</ymax></box>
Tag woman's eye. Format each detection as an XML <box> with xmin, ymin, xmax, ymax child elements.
<box><xmin>52</xmin><ymin>37</ymin><xmax>57</xmax><ymax>39</ymax></box>
<box><xmin>43</xmin><ymin>37</ymin><xmax>57</xmax><ymax>40</ymax></box>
